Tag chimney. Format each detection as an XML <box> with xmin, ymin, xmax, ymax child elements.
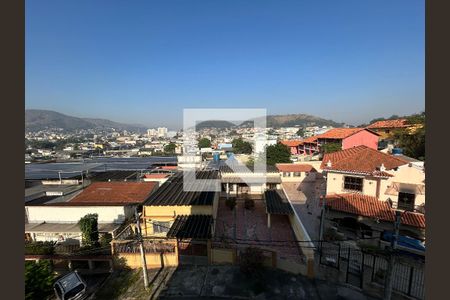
<box><xmin>380</xmin><ymin>163</ymin><xmax>386</xmax><ymax>172</ymax></box>
<box><xmin>326</xmin><ymin>160</ymin><xmax>332</xmax><ymax>168</ymax></box>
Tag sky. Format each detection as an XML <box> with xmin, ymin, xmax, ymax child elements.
<box><xmin>26</xmin><ymin>0</ymin><xmax>424</xmax><ymax>130</ymax></box>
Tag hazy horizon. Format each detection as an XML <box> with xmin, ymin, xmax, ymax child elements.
<box><xmin>26</xmin><ymin>1</ymin><xmax>424</xmax><ymax>129</ymax></box>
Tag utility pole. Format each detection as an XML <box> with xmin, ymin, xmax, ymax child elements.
<box><xmin>384</xmin><ymin>210</ymin><xmax>402</xmax><ymax>300</ymax></box>
<box><xmin>135</xmin><ymin>208</ymin><xmax>149</xmax><ymax>289</ymax></box>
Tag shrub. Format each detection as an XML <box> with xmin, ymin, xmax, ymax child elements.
<box><xmin>100</xmin><ymin>233</ymin><xmax>113</xmax><ymax>247</ymax></box>
<box><xmin>78</xmin><ymin>213</ymin><xmax>99</xmax><ymax>247</ymax></box>
<box><xmin>239</xmin><ymin>247</ymin><xmax>265</xmax><ymax>275</ymax></box>
<box><xmin>25</xmin><ymin>241</ymin><xmax>55</xmax><ymax>255</ymax></box>
<box><xmin>244</xmin><ymin>198</ymin><xmax>255</xmax><ymax>210</ymax></box>
<box><xmin>225</xmin><ymin>198</ymin><xmax>236</xmax><ymax>210</ymax></box>
<box><xmin>25</xmin><ymin>260</ymin><xmax>55</xmax><ymax>300</ymax></box>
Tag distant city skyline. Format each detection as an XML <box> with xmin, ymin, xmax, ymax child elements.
<box><xmin>26</xmin><ymin>0</ymin><xmax>424</xmax><ymax>129</ymax></box>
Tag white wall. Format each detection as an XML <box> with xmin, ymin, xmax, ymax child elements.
<box><xmin>26</xmin><ymin>205</ymin><xmax>133</xmax><ymax>224</ymax></box>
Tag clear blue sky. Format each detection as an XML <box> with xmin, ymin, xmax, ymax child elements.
<box><xmin>26</xmin><ymin>0</ymin><xmax>424</xmax><ymax>130</ymax></box>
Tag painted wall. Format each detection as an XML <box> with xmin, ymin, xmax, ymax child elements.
<box><xmin>25</xmin><ymin>205</ymin><xmax>133</xmax><ymax>224</ymax></box>
<box><xmin>342</xmin><ymin>130</ymin><xmax>379</xmax><ymax>150</ymax></box>
<box><xmin>280</xmin><ymin>171</ymin><xmax>316</xmax><ymax>183</ymax></box>
<box><xmin>326</xmin><ymin>165</ymin><xmax>425</xmax><ymax>209</ymax></box>
<box><xmin>379</xmin><ymin>164</ymin><xmax>426</xmax><ymax>207</ymax></box>
<box><xmin>117</xmin><ymin>252</ymin><xmax>178</xmax><ymax>269</ymax></box>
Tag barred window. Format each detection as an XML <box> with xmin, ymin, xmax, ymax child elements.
<box><xmin>344</xmin><ymin>176</ymin><xmax>363</xmax><ymax>192</ymax></box>
<box><xmin>293</xmin><ymin>172</ymin><xmax>301</xmax><ymax>177</ymax></box>
<box><xmin>398</xmin><ymin>192</ymin><xmax>415</xmax><ymax>211</ymax></box>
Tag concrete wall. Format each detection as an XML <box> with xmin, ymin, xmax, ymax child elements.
<box><xmin>26</xmin><ymin>205</ymin><xmax>132</xmax><ymax>224</ymax></box>
<box><xmin>342</xmin><ymin>130</ymin><xmax>379</xmax><ymax>150</ymax></box>
<box><xmin>117</xmin><ymin>252</ymin><xmax>178</xmax><ymax>269</ymax></box>
<box><xmin>211</xmin><ymin>248</ymin><xmax>235</xmax><ymax>264</ymax></box>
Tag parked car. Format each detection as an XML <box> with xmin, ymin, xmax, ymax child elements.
<box><xmin>54</xmin><ymin>271</ymin><xmax>87</xmax><ymax>300</ymax></box>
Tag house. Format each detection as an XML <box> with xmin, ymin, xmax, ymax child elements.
<box><xmin>276</xmin><ymin>163</ymin><xmax>317</xmax><ymax>183</ymax></box>
<box><xmin>321</xmin><ymin>145</ymin><xmax>425</xmax><ymax>212</ymax></box>
<box><xmin>366</xmin><ymin>119</ymin><xmax>410</xmax><ymax>140</ymax></box>
<box><xmin>140</xmin><ymin>170</ymin><xmax>220</xmax><ymax>264</ymax></box>
<box><xmin>280</xmin><ymin>140</ymin><xmax>303</xmax><ymax>155</ymax></box>
<box><xmin>142</xmin><ymin>173</ymin><xmax>172</xmax><ymax>185</ymax></box>
<box><xmin>322</xmin><ymin>193</ymin><xmax>425</xmax><ymax>242</ymax></box>
<box><xmin>220</xmin><ymin>162</ymin><xmax>281</xmax><ymax>195</ymax></box>
<box><xmin>25</xmin><ymin>182</ymin><xmax>158</xmax><ymax>245</ymax></box>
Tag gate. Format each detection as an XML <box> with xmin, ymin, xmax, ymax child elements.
<box><xmin>177</xmin><ymin>240</ymin><xmax>208</xmax><ymax>265</ymax></box>
<box><xmin>318</xmin><ymin>242</ymin><xmax>425</xmax><ymax>299</ymax></box>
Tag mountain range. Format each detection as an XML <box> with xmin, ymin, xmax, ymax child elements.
<box><xmin>25</xmin><ymin>110</ymin><xmax>148</xmax><ymax>133</ymax></box>
<box><xmin>26</xmin><ymin>109</ymin><xmax>345</xmax><ymax>132</ymax></box>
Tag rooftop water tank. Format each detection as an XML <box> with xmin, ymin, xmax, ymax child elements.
<box><xmin>213</xmin><ymin>152</ymin><xmax>220</xmax><ymax>163</ymax></box>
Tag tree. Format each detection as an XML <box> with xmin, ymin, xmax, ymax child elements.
<box><xmin>232</xmin><ymin>138</ymin><xmax>252</xmax><ymax>154</ymax></box>
<box><xmin>25</xmin><ymin>260</ymin><xmax>55</xmax><ymax>300</ymax></box>
<box><xmin>198</xmin><ymin>138</ymin><xmax>211</xmax><ymax>148</ymax></box>
<box><xmin>164</xmin><ymin>142</ymin><xmax>176</xmax><ymax>154</ymax></box>
<box><xmin>322</xmin><ymin>142</ymin><xmax>341</xmax><ymax>154</ymax></box>
<box><xmin>78</xmin><ymin>214</ymin><xmax>99</xmax><ymax>247</ymax></box>
<box><xmin>394</xmin><ymin>127</ymin><xmax>425</xmax><ymax>160</ymax></box>
<box><xmin>265</xmin><ymin>143</ymin><xmax>291</xmax><ymax>165</ymax></box>
<box><xmin>296</xmin><ymin>128</ymin><xmax>304</xmax><ymax>137</ymax></box>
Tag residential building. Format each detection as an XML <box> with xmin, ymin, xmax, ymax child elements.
<box><xmin>276</xmin><ymin>163</ymin><xmax>317</xmax><ymax>184</ymax></box>
<box><xmin>280</xmin><ymin>140</ymin><xmax>303</xmax><ymax>155</ymax></box>
<box><xmin>321</xmin><ymin>145</ymin><xmax>425</xmax><ymax>212</ymax></box>
<box><xmin>25</xmin><ymin>182</ymin><xmax>158</xmax><ymax>245</ymax></box>
<box><xmin>366</xmin><ymin>119</ymin><xmax>410</xmax><ymax>140</ymax></box>
<box><xmin>157</xmin><ymin>127</ymin><xmax>168</xmax><ymax>138</ymax></box>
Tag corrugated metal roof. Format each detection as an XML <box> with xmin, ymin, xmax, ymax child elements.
<box><xmin>145</xmin><ymin>171</ymin><xmax>218</xmax><ymax>206</ymax></box>
<box><xmin>166</xmin><ymin>215</ymin><xmax>212</xmax><ymax>239</ymax></box>
<box><xmin>265</xmin><ymin>190</ymin><xmax>293</xmax><ymax>215</ymax></box>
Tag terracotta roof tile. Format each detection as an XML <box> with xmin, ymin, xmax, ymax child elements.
<box><xmin>68</xmin><ymin>182</ymin><xmax>158</xmax><ymax>205</ymax></box>
<box><xmin>324</xmin><ymin>193</ymin><xmax>425</xmax><ymax>228</ymax></box>
<box><xmin>276</xmin><ymin>163</ymin><xmax>317</xmax><ymax>173</ymax></box>
<box><xmin>144</xmin><ymin>174</ymin><xmax>170</xmax><ymax>179</ymax></box>
<box><xmin>317</xmin><ymin>128</ymin><xmax>378</xmax><ymax>140</ymax></box>
<box><xmin>303</xmin><ymin>136</ymin><xmax>318</xmax><ymax>143</ymax></box>
<box><xmin>281</xmin><ymin>140</ymin><xmax>303</xmax><ymax>147</ymax></box>
<box><xmin>367</xmin><ymin>119</ymin><xmax>409</xmax><ymax>129</ymax></box>
<box><xmin>321</xmin><ymin>145</ymin><xmax>408</xmax><ymax>175</ymax></box>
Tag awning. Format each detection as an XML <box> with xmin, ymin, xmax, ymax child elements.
<box><xmin>265</xmin><ymin>190</ymin><xmax>293</xmax><ymax>215</ymax></box>
<box><xmin>385</xmin><ymin>182</ymin><xmax>425</xmax><ymax>196</ymax></box>
<box><xmin>167</xmin><ymin>215</ymin><xmax>212</xmax><ymax>239</ymax></box>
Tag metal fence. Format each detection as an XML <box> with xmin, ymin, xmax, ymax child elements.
<box><xmin>318</xmin><ymin>241</ymin><xmax>425</xmax><ymax>299</ymax></box>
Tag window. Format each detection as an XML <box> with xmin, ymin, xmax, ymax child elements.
<box><xmin>398</xmin><ymin>192</ymin><xmax>415</xmax><ymax>211</ymax></box>
<box><xmin>153</xmin><ymin>221</ymin><xmax>170</xmax><ymax>234</ymax></box>
<box><xmin>293</xmin><ymin>172</ymin><xmax>301</xmax><ymax>177</ymax></box>
<box><xmin>385</xmin><ymin>129</ymin><xmax>390</xmax><ymax>134</ymax></box>
<box><xmin>283</xmin><ymin>172</ymin><xmax>291</xmax><ymax>177</ymax></box>
<box><xmin>344</xmin><ymin>176</ymin><xmax>363</xmax><ymax>192</ymax></box>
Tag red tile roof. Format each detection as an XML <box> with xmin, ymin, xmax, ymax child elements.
<box><xmin>321</xmin><ymin>145</ymin><xmax>408</xmax><ymax>176</ymax></box>
<box><xmin>303</xmin><ymin>136</ymin><xmax>318</xmax><ymax>143</ymax></box>
<box><xmin>159</xmin><ymin>166</ymin><xmax>177</xmax><ymax>170</ymax></box>
<box><xmin>367</xmin><ymin>119</ymin><xmax>409</xmax><ymax>129</ymax></box>
<box><xmin>316</xmin><ymin>128</ymin><xmax>379</xmax><ymax>140</ymax></box>
<box><xmin>276</xmin><ymin>163</ymin><xmax>317</xmax><ymax>173</ymax></box>
<box><xmin>324</xmin><ymin>193</ymin><xmax>425</xmax><ymax>228</ymax></box>
<box><xmin>144</xmin><ymin>174</ymin><xmax>170</xmax><ymax>179</ymax></box>
<box><xmin>281</xmin><ymin>140</ymin><xmax>303</xmax><ymax>147</ymax></box>
<box><xmin>68</xmin><ymin>182</ymin><xmax>158</xmax><ymax>205</ymax></box>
